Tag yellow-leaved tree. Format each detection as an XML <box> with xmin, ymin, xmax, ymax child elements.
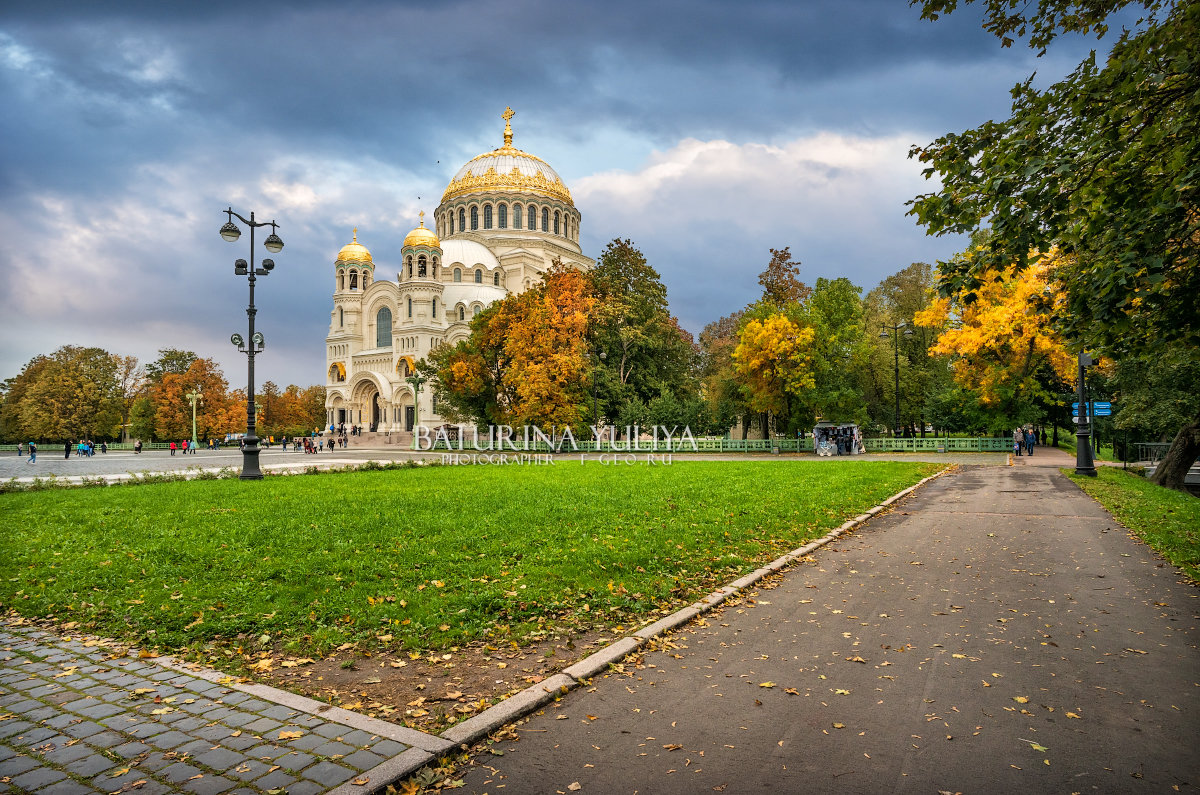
<box><xmin>915</xmin><ymin>250</ymin><xmax>1074</xmax><ymax>424</ymax></box>
<box><xmin>732</xmin><ymin>313</ymin><xmax>817</xmax><ymax>417</ymax></box>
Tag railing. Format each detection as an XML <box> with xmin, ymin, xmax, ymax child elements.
<box><xmin>862</xmin><ymin>437</ymin><xmax>1011</xmax><ymax>452</ymax></box>
<box><xmin>1135</xmin><ymin>442</ymin><xmax>1172</xmax><ymax>464</ymax></box>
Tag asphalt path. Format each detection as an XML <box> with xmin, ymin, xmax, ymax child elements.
<box><xmin>457</xmin><ymin>454</ymin><xmax>1200</xmax><ymax>794</ymax></box>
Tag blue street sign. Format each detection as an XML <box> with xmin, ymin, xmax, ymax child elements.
<box><xmin>1072</xmin><ymin>401</ymin><xmax>1113</xmax><ymax>417</ymax></box>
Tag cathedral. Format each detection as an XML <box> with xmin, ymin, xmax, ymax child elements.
<box><xmin>324</xmin><ymin>109</ymin><xmax>593</xmax><ymax>435</ymax></box>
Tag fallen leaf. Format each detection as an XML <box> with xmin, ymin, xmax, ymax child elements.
<box><xmin>1066</xmin><ymin>712</ymin><xmax>1082</xmax><ymax>719</ymax></box>
<box><xmin>353</xmin><ymin>778</ymin><xmax>369</xmax><ymax>786</ymax></box>
<box><xmin>230</xmin><ymin>730</ymin><xmax>242</xmax><ymax>737</ymax></box>
<box><xmin>278</xmin><ymin>731</ymin><xmax>303</xmax><ymax>740</ymax></box>
<box><xmin>833</xmin><ymin>723</ymin><xmax>845</xmax><ymax>729</ymax></box>
<box><xmin>834</xmin><ymin>689</ymin><xmax>851</xmax><ymax>695</ymax></box>
<box><xmin>758</xmin><ymin>682</ymin><xmax>776</xmax><ymax>688</ymax></box>
<box><xmin>1013</xmin><ymin>696</ymin><xmax>1029</xmax><ymax>704</ymax></box>
<box><xmin>568</xmin><ymin>783</ymin><xmax>582</xmax><ymax>791</ymax></box>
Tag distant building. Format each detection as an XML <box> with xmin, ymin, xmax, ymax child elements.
<box><xmin>324</xmin><ymin>108</ymin><xmax>593</xmax><ymax>433</ymax></box>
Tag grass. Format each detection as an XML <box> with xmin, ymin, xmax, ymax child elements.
<box><xmin>1066</xmin><ymin>466</ymin><xmax>1200</xmax><ymax>581</ymax></box>
<box><xmin>1</xmin><ymin>460</ymin><xmax>938</xmax><ymax>656</ymax></box>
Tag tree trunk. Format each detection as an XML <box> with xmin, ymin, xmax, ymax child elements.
<box><xmin>1150</xmin><ymin>415</ymin><xmax>1200</xmax><ymax>493</ymax></box>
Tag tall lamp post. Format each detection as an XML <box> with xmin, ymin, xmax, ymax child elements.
<box><xmin>406</xmin><ymin>370</ymin><xmax>428</xmax><ymax>450</ymax></box>
<box><xmin>880</xmin><ymin>321</ymin><xmax>913</xmax><ymax>437</ymax></box>
<box><xmin>1074</xmin><ymin>351</ymin><xmax>1097</xmax><ymax>476</ymax></box>
<box><xmin>185</xmin><ymin>388</ymin><xmax>203</xmax><ymax>449</ymax></box>
<box><xmin>220</xmin><ymin>208</ymin><xmax>283</xmax><ymax>480</ymax></box>
<box><xmin>593</xmin><ymin>350</ymin><xmax>607</xmax><ymax>440</ymax></box>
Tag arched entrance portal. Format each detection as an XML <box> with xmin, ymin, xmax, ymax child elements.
<box><xmin>371</xmin><ymin>392</ymin><xmax>380</xmax><ymax>432</ymax></box>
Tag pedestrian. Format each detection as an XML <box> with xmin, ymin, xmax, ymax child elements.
<box><xmin>100</xmin><ymin>441</ymin><xmax>107</xmax><ymax>454</ymax></box>
<box><xmin>134</xmin><ymin>439</ymin><xmax>142</xmax><ymax>454</ymax></box>
<box><xmin>170</xmin><ymin>441</ymin><xmax>176</xmax><ymax>456</ymax></box>
<box><xmin>16</xmin><ymin>442</ymin><xmax>22</xmax><ymax>458</ymax></box>
<box><xmin>27</xmin><ymin>441</ymin><xmax>36</xmax><ymax>464</ymax></box>
<box><xmin>1012</xmin><ymin>427</ymin><xmax>1023</xmax><ymax>456</ymax></box>
<box><xmin>65</xmin><ymin>441</ymin><xmax>71</xmax><ymax>459</ymax></box>
<box><xmin>1025</xmin><ymin>427</ymin><xmax>1035</xmax><ymax>456</ymax></box>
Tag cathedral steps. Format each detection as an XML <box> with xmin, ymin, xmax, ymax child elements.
<box><xmin>347</xmin><ymin>430</ymin><xmax>412</xmax><ymax>448</ymax></box>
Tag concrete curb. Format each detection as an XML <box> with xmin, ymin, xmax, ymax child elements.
<box><xmin>442</xmin><ymin>674</ymin><xmax>577</xmax><ymax>746</ymax></box>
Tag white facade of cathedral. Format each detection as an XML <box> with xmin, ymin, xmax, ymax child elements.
<box><xmin>324</xmin><ymin>109</ymin><xmax>593</xmax><ymax>434</ymax></box>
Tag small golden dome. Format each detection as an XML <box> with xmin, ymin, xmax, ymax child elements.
<box><xmin>336</xmin><ymin>228</ymin><xmax>373</xmax><ymax>265</ymax></box>
<box><xmin>403</xmin><ymin>213</ymin><xmax>441</xmax><ymax>249</ymax></box>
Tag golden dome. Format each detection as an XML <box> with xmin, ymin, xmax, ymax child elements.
<box><xmin>403</xmin><ymin>213</ymin><xmax>441</xmax><ymax>249</ymax></box>
<box><xmin>336</xmin><ymin>228</ymin><xmax>373</xmax><ymax>265</ymax></box>
<box><xmin>441</xmin><ymin>108</ymin><xmax>574</xmax><ymax>206</ymax></box>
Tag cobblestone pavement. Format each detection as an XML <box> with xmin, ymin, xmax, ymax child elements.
<box><xmin>0</xmin><ymin>626</ymin><xmax>449</xmax><ymax>794</ymax></box>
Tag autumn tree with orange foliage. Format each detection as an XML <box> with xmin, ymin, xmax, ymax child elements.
<box><xmin>732</xmin><ymin>314</ymin><xmax>817</xmax><ymax>417</ymax></box>
<box><xmin>914</xmin><ymin>249</ymin><xmax>1074</xmax><ymax>427</ymax></box>
<box><xmin>152</xmin><ymin>357</ymin><xmax>236</xmax><ymax>441</ymax></box>
<box><xmin>431</xmin><ymin>262</ymin><xmax>596</xmax><ymax>430</ymax></box>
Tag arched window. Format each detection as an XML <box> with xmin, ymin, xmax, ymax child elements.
<box><xmin>473</xmin><ymin>306</ymin><xmax>481</xmax><ymax>317</ymax></box>
<box><xmin>406</xmin><ymin>256</ymin><xmax>413</xmax><ymax>278</ymax></box>
<box><xmin>483</xmin><ymin>204</ymin><xmax>492</xmax><ymax>229</ymax></box>
<box><xmin>449</xmin><ymin>213</ymin><xmax>454</xmax><ymax>234</ymax></box>
<box><xmin>493</xmin><ymin>271</ymin><xmax>500</xmax><ymax>286</ymax></box>
<box><xmin>526</xmin><ymin>205</ymin><xmax>536</xmax><ymax>229</ymax></box>
<box><xmin>458</xmin><ymin>306</ymin><xmax>465</xmax><ymax>321</ymax></box>
<box><xmin>474</xmin><ymin>269</ymin><xmax>482</xmax><ymax>283</ymax></box>
<box><xmin>338</xmin><ymin>306</ymin><xmax>344</xmax><ymax>327</ymax></box>
<box><xmin>376</xmin><ymin>307</ymin><xmax>392</xmax><ymax>348</ymax></box>
<box><xmin>338</xmin><ymin>271</ymin><xmax>345</xmax><ymax>291</ymax></box>
<box><xmin>349</xmin><ymin>270</ymin><xmax>358</xmax><ymax>290</ymax></box>
<box><xmin>513</xmin><ymin>204</ymin><xmax>523</xmax><ymax>229</ymax></box>
<box><xmin>498</xmin><ymin>204</ymin><xmax>507</xmax><ymax>229</ymax></box>
<box><xmin>418</xmin><ymin>255</ymin><xmax>427</xmax><ymax>277</ymax></box>
<box><xmin>432</xmin><ymin>298</ymin><xmax>437</xmax><ymax>318</ymax></box>
<box><xmin>363</xmin><ymin>272</ymin><xmax>371</xmax><ymax>288</ymax></box>
<box><xmin>432</xmin><ymin>257</ymin><xmax>439</xmax><ymax>279</ymax></box>
<box><xmin>470</xmin><ymin>206</ymin><xmax>478</xmax><ymax>230</ymax></box>
<box><xmin>542</xmin><ymin>207</ymin><xmax>549</xmax><ymax>231</ymax></box>
<box><xmin>458</xmin><ymin>208</ymin><xmax>465</xmax><ymax>231</ymax></box>
<box><xmin>407</xmin><ymin>297</ymin><xmax>412</xmax><ymax>318</ymax></box>
<box><xmin>554</xmin><ymin>210</ymin><xmax>560</xmax><ymax>234</ymax></box>
<box><xmin>453</xmin><ymin>268</ymin><xmax>461</xmax><ymax>282</ymax></box>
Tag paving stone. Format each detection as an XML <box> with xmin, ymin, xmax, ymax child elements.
<box><xmin>312</xmin><ymin>740</ymin><xmax>357</xmax><ymax>758</ymax></box>
<box><xmin>219</xmin><ymin>713</ymin><xmax>260</xmax><ymax>729</ymax></box>
<box><xmin>25</xmin><ymin>705</ymin><xmax>61</xmax><ymax>721</ymax></box>
<box><xmin>73</xmin><ymin>752</ymin><xmax>123</xmax><ymax>777</ymax></box>
<box><xmin>10</xmin><ymin>726</ymin><xmax>58</xmax><ymax>746</ymax></box>
<box><xmin>312</xmin><ymin>723</ymin><xmax>345</xmax><ymax>739</ymax></box>
<box><xmin>77</xmin><ymin>703</ymin><xmax>124</xmax><ymax>720</ymax></box>
<box><xmin>176</xmin><ymin>738</ymin><xmax>218</xmax><ymax>756</ymax></box>
<box><xmin>41</xmin><ymin>712</ymin><xmax>81</xmax><ymax>729</ymax></box>
<box><xmin>10</xmin><ymin>766</ymin><xmax>67</xmax><ymax>790</ymax></box>
<box><xmin>160</xmin><ymin>761</ymin><xmax>206</xmax><ymax>783</ymax></box>
<box><xmin>339</xmin><ymin>729</ymin><xmax>375</xmax><ymax>747</ymax></box>
<box><xmin>170</xmin><ymin>716</ymin><xmax>209</xmax><ymax>733</ymax></box>
<box><xmin>274</xmin><ymin>750</ymin><xmax>316</xmax><ymax>772</ymax></box>
<box><xmin>83</xmin><ymin>729</ymin><xmax>126</xmax><ymax>748</ymax></box>
<box><xmin>258</xmin><ymin>705</ymin><xmax>298</xmax><ymax>722</ymax></box>
<box><xmin>293</xmin><ymin>715</ymin><xmax>322</xmax><ymax>728</ymax></box>
<box><xmin>125</xmin><ymin>721</ymin><xmax>168</xmax><ymax>739</ymax></box>
<box><xmin>252</xmin><ymin>769</ymin><xmax>297</xmax><ymax>790</ymax></box>
<box><xmin>42</xmin><ymin>779</ymin><xmax>98</xmax><ymax>795</ymax></box>
<box><xmin>194</xmin><ymin>746</ymin><xmax>245</xmax><ymax>771</ymax></box>
<box><xmin>82</xmin><ymin>685</ymin><xmax>120</xmax><ymax>700</ymax></box>
<box><xmin>341</xmin><ymin>748</ymin><xmax>386</xmax><ymax>770</ymax></box>
<box><xmin>61</xmin><ymin>720</ymin><xmax>106</xmax><ymax>740</ymax></box>
<box><xmin>182</xmin><ymin>773</ymin><xmax>237</xmax><ymax>794</ymax></box>
<box><xmin>285</xmin><ymin>781</ymin><xmax>326</xmax><ymax>795</ymax></box>
<box><xmin>195</xmin><ymin>725</ymin><xmax>232</xmax><ymax>743</ymax></box>
<box><xmin>222</xmin><ymin>733</ymin><xmax>260</xmax><ymax>752</ymax></box>
<box><xmin>369</xmin><ymin>739</ymin><xmax>408</xmax><ymax>758</ymax></box>
<box><xmin>219</xmin><ymin>692</ymin><xmax>249</xmax><ymax>706</ymax></box>
<box><xmin>0</xmin><ymin>744</ymin><xmax>15</xmax><ymax>762</ymax></box>
<box><xmin>0</xmin><ymin>752</ymin><xmax>39</xmax><ymax>776</ymax></box>
<box><xmin>110</xmin><ymin>740</ymin><xmax>153</xmax><ymax>759</ymax></box>
<box><xmin>282</xmin><ymin>733</ymin><xmax>325</xmax><ymax>752</ymax></box>
<box><xmin>245</xmin><ymin>744</ymin><xmax>293</xmax><ymax>761</ymax></box>
<box><xmin>138</xmin><ymin>752</ymin><xmax>179</xmax><ymax>772</ymax></box>
<box><xmin>302</xmin><ymin>760</ymin><xmax>355</xmax><ymax>788</ymax></box>
<box><xmin>226</xmin><ymin>759</ymin><xmax>271</xmax><ymax>781</ymax></box>
<box><xmin>2</xmin><ymin>698</ymin><xmax>43</xmax><ymax>713</ymax></box>
<box><xmin>44</xmin><ymin>741</ymin><xmax>97</xmax><ymax>765</ymax></box>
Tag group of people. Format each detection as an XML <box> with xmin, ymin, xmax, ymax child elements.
<box><xmin>1013</xmin><ymin>426</ymin><xmax>1040</xmax><ymax>456</ymax></box>
<box><xmin>169</xmin><ymin>440</ymin><xmax>199</xmax><ymax>455</ymax></box>
<box><xmin>285</xmin><ymin>435</ymin><xmax>345</xmax><ymax>453</ymax></box>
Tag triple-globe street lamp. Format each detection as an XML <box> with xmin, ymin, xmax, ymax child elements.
<box><xmin>185</xmin><ymin>388</ymin><xmax>203</xmax><ymax>449</ymax></box>
<box><xmin>220</xmin><ymin>208</ymin><xmax>283</xmax><ymax>480</ymax></box>
<box><xmin>880</xmin><ymin>321</ymin><xmax>913</xmax><ymax>437</ymax></box>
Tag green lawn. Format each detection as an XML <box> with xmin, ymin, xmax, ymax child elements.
<box><xmin>1</xmin><ymin>460</ymin><xmax>938</xmax><ymax>656</ymax></box>
<box><xmin>1066</xmin><ymin>467</ymin><xmax>1200</xmax><ymax>581</ymax></box>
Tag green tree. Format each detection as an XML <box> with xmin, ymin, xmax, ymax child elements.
<box><xmin>908</xmin><ymin>0</ymin><xmax>1200</xmax><ymax>489</ymax></box>
<box><xmin>0</xmin><ymin>355</ymin><xmax>51</xmax><ymax>442</ymax></box>
<box><xmin>145</xmin><ymin>348</ymin><xmax>198</xmax><ymax>383</ymax></box>
<box><xmin>15</xmin><ymin>346</ymin><xmax>123</xmax><ymax>441</ymax></box>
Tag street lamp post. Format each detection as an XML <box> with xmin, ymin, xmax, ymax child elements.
<box><xmin>1074</xmin><ymin>351</ymin><xmax>1098</xmax><ymax>477</ymax></box>
<box><xmin>185</xmin><ymin>388</ymin><xmax>203</xmax><ymax>449</ymax></box>
<box><xmin>405</xmin><ymin>370</ymin><xmax>428</xmax><ymax>450</ymax></box>
<box><xmin>880</xmin><ymin>321</ymin><xmax>913</xmax><ymax>437</ymax></box>
<box><xmin>220</xmin><ymin>207</ymin><xmax>283</xmax><ymax>480</ymax></box>
<box><xmin>593</xmin><ymin>350</ymin><xmax>607</xmax><ymax>440</ymax></box>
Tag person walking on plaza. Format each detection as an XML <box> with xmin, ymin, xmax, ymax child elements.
<box><xmin>26</xmin><ymin>442</ymin><xmax>36</xmax><ymax>464</ymax></box>
<box><xmin>64</xmin><ymin>441</ymin><xmax>71</xmax><ymax>459</ymax></box>
<box><xmin>1025</xmin><ymin>427</ymin><xmax>1035</xmax><ymax>456</ymax></box>
<box><xmin>100</xmin><ymin>441</ymin><xmax>107</xmax><ymax>454</ymax></box>
<box><xmin>134</xmin><ymin>439</ymin><xmax>142</xmax><ymax>454</ymax></box>
<box><xmin>1013</xmin><ymin>427</ymin><xmax>1023</xmax><ymax>456</ymax></box>
<box><xmin>169</xmin><ymin>441</ymin><xmax>176</xmax><ymax>456</ymax></box>
<box><xmin>16</xmin><ymin>442</ymin><xmax>22</xmax><ymax>458</ymax></box>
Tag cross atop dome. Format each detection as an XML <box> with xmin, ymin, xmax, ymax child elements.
<box><xmin>418</xmin><ymin>210</ymin><xmax>425</xmax><ymax>226</ymax></box>
<box><xmin>502</xmin><ymin>106</ymin><xmax>515</xmax><ymax>147</ymax></box>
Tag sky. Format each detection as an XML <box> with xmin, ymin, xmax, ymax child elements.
<box><xmin>0</xmin><ymin>0</ymin><xmax>1112</xmax><ymax>388</ymax></box>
